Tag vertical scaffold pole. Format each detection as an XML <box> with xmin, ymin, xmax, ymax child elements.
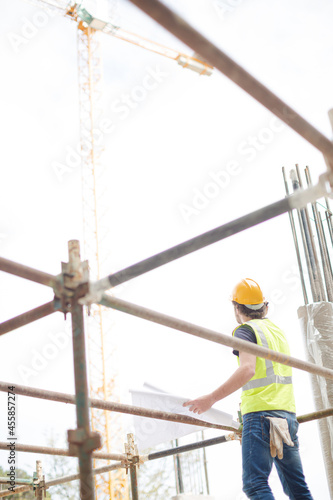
<box><xmin>126</xmin><ymin>434</ymin><xmax>139</xmax><ymax>500</ymax></box>
<box><xmin>282</xmin><ymin>167</ymin><xmax>308</xmax><ymax>304</ymax></box>
<box><xmin>35</xmin><ymin>460</ymin><xmax>44</xmax><ymax>500</ymax></box>
<box><xmin>65</xmin><ymin>240</ymin><xmax>100</xmax><ymax>500</ymax></box>
<box><xmin>71</xmin><ymin>299</ymin><xmax>95</xmax><ymax>499</ymax></box>
<box><xmin>173</xmin><ymin>438</ymin><xmax>184</xmax><ymax>494</ymax></box>
<box><xmin>130</xmin><ymin>463</ymin><xmax>139</xmax><ymax>500</ymax></box>
<box><xmin>305</xmin><ymin>166</ymin><xmax>333</xmax><ymax>301</ymax></box>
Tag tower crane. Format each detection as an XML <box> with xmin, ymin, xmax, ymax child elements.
<box><xmin>19</xmin><ymin>1</ymin><xmax>213</xmax><ymax>498</ymax></box>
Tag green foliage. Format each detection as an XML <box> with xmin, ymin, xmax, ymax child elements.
<box><xmin>44</xmin><ymin>433</ymin><xmax>79</xmax><ymax>500</ymax></box>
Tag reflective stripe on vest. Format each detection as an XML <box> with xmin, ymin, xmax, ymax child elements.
<box><xmin>242</xmin><ymin>322</ymin><xmax>293</xmax><ymax>391</ymax></box>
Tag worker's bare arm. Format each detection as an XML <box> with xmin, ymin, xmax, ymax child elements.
<box><xmin>183</xmin><ymin>351</ymin><xmax>256</xmax><ymax>414</ymax></box>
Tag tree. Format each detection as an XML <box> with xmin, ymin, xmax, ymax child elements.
<box><xmin>44</xmin><ymin>433</ymin><xmax>79</xmax><ymax>500</ymax></box>
<box><xmin>136</xmin><ymin>448</ymin><xmax>176</xmax><ymax>499</ymax></box>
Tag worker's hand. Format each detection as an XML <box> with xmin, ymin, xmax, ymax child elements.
<box><xmin>183</xmin><ymin>394</ymin><xmax>215</xmax><ymax>415</ymax></box>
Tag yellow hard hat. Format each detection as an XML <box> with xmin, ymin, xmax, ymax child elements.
<box><xmin>231</xmin><ymin>278</ymin><xmax>265</xmax><ymax>306</ymax></box>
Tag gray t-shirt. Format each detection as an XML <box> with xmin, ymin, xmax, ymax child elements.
<box><xmin>233</xmin><ymin>324</ymin><xmax>257</xmax><ymax>357</ymax></box>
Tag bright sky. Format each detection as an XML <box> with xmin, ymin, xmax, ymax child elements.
<box><xmin>1</xmin><ymin>0</ymin><xmax>333</xmax><ymax>498</ymax></box>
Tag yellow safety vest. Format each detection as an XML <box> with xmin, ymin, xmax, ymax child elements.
<box><xmin>233</xmin><ymin>318</ymin><xmax>296</xmax><ymax>415</ymax></box>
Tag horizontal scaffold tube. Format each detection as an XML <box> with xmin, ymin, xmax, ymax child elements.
<box><xmin>0</xmin><ymin>442</ymin><xmax>126</xmax><ymax>462</ymax></box>
<box><xmin>0</xmin><ymin>256</ymin><xmax>57</xmax><ymax>288</ymax></box>
<box><xmin>297</xmin><ymin>407</ymin><xmax>333</xmax><ymax>424</ymax></box>
<box><xmin>0</xmin><ymin>301</ymin><xmax>57</xmax><ymax>335</ymax></box>
<box><xmin>99</xmin><ymin>294</ymin><xmax>333</xmax><ymax>381</ymax></box>
<box><xmin>128</xmin><ymin>0</ymin><xmax>333</xmax><ymax>169</ymax></box>
<box><xmin>0</xmin><ymin>381</ymin><xmax>237</xmax><ymax>433</ymax></box>
<box><xmin>94</xmin><ymin>181</ymin><xmax>329</xmax><ymax>293</ymax></box>
<box><xmin>0</xmin><ymin>485</ymin><xmax>31</xmax><ymax>497</ymax></box>
<box><xmin>0</xmin><ymin>477</ymin><xmax>32</xmax><ymax>485</ymax></box>
<box><xmin>148</xmin><ymin>433</ymin><xmax>234</xmax><ymax>461</ymax></box>
<box><xmin>45</xmin><ymin>461</ymin><xmax>124</xmax><ymax>488</ymax></box>
<box><xmin>0</xmin><ymin>462</ymin><xmax>125</xmax><ymax>497</ymax></box>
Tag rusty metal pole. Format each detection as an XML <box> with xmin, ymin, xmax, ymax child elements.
<box><xmin>70</xmin><ymin>298</ymin><xmax>95</xmax><ymax>499</ymax></box>
<box><xmin>297</xmin><ymin>408</ymin><xmax>333</xmax><ymax>424</ymax></box>
<box><xmin>0</xmin><ymin>380</ymin><xmax>237</xmax><ymax>432</ymax></box>
<box><xmin>99</xmin><ymin>294</ymin><xmax>333</xmax><ymax>381</ymax></box>
<box><xmin>65</xmin><ymin>240</ymin><xmax>100</xmax><ymax>500</ymax></box>
<box><xmin>126</xmin><ymin>434</ymin><xmax>139</xmax><ymax>500</ymax></box>
<box><xmin>0</xmin><ymin>256</ymin><xmax>57</xmax><ymax>288</ymax></box>
<box><xmin>95</xmin><ymin>182</ymin><xmax>330</xmax><ymax>294</ymax></box>
<box><xmin>127</xmin><ymin>0</ymin><xmax>333</xmax><ymax>172</ymax></box>
<box><xmin>0</xmin><ymin>485</ymin><xmax>31</xmax><ymax>497</ymax></box>
<box><xmin>0</xmin><ymin>301</ymin><xmax>58</xmax><ymax>335</ymax></box>
<box><xmin>35</xmin><ymin>460</ymin><xmax>44</xmax><ymax>500</ymax></box>
<box><xmin>44</xmin><ymin>461</ymin><xmax>125</xmax><ymax>489</ymax></box>
<box><xmin>130</xmin><ymin>463</ymin><xmax>139</xmax><ymax>500</ymax></box>
<box><xmin>0</xmin><ymin>441</ymin><xmax>126</xmax><ymax>461</ymax></box>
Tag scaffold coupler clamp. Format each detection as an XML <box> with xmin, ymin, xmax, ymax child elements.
<box><xmin>54</xmin><ymin>240</ymin><xmax>90</xmax><ymax>319</ymax></box>
<box><xmin>125</xmin><ymin>433</ymin><xmax>140</xmax><ymax>474</ymax></box>
<box><xmin>67</xmin><ymin>428</ymin><xmax>102</xmax><ymax>456</ymax></box>
<box><xmin>32</xmin><ymin>471</ymin><xmax>45</xmax><ymax>496</ymax></box>
<box><xmin>289</xmin><ymin>171</ymin><xmax>333</xmax><ymax>213</ymax></box>
<box><xmin>77</xmin><ymin>281</ymin><xmax>105</xmax><ymax>310</ymax></box>
<box><xmin>319</xmin><ymin>171</ymin><xmax>333</xmax><ymax>198</ymax></box>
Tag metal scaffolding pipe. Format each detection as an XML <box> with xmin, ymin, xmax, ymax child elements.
<box><xmin>45</xmin><ymin>461</ymin><xmax>124</xmax><ymax>488</ymax></box>
<box><xmin>291</xmin><ymin>168</ymin><xmax>325</xmax><ymax>302</ymax></box>
<box><xmin>94</xmin><ymin>183</ymin><xmax>328</xmax><ymax>294</ymax></box>
<box><xmin>296</xmin><ymin>165</ymin><xmax>326</xmax><ymax>300</ymax></box>
<box><xmin>99</xmin><ymin>294</ymin><xmax>333</xmax><ymax>381</ymax></box>
<box><xmin>0</xmin><ymin>485</ymin><xmax>31</xmax><ymax>497</ymax></box>
<box><xmin>71</xmin><ymin>297</ymin><xmax>95</xmax><ymax>499</ymax></box>
<box><xmin>0</xmin><ymin>381</ymin><xmax>236</xmax><ymax>432</ymax></box>
<box><xmin>305</xmin><ymin>166</ymin><xmax>333</xmax><ymax>301</ymax></box>
<box><xmin>36</xmin><ymin>460</ymin><xmax>43</xmax><ymax>500</ymax></box>
<box><xmin>67</xmin><ymin>240</ymin><xmax>95</xmax><ymax>500</ymax></box>
<box><xmin>148</xmin><ymin>434</ymin><xmax>232</xmax><ymax>461</ymax></box>
<box><xmin>282</xmin><ymin>167</ymin><xmax>308</xmax><ymax>304</ymax></box>
<box><xmin>0</xmin><ymin>406</ymin><xmax>329</xmax><ymax>461</ymax></box>
<box><xmin>0</xmin><ymin>301</ymin><xmax>57</xmax><ymax>335</ymax></box>
<box><xmin>297</xmin><ymin>407</ymin><xmax>333</xmax><ymax>424</ymax></box>
<box><xmin>128</xmin><ymin>0</ymin><xmax>333</xmax><ymax>170</ymax></box>
<box><xmin>0</xmin><ymin>462</ymin><xmax>125</xmax><ymax>497</ymax></box>
<box><xmin>130</xmin><ymin>463</ymin><xmax>139</xmax><ymax>500</ymax></box>
<box><xmin>326</xmin><ymin>210</ymin><xmax>333</xmax><ymax>247</ymax></box>
<box><xmin>0</xmin><ymin>441</ymin><xmax>126</xmax><ymax>462</ymax></box>
<box><xmin>146</xmin><ymin>406</ymin><xmax>333</xmax><ymax>460</ymax></box>
<box><xmin>0</xmin><ymin>256</ymin><xmax>57</xmax><ymax>288</ymax></box>
<box><xmin>0</xmin><ymin>478</ymin><xmax>31</xmax><ymax>485</ymax></box>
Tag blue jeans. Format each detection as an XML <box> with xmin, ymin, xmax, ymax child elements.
<box><xmin>242</xmin><ymin>410</ymin><xmax>313</xmax><ymax>499</ymax></box>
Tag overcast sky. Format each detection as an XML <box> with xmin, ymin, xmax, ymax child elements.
<box><xmin>1</xmin><ymin>0</ymin><xmax>333</xmax><ymax>498</ymax></box>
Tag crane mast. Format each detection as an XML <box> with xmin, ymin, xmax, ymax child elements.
<box><xmin>19</xmin><ymin>2</ymin><xmax>214</xmax><ymax>497</ymax></box>
<box><xmin>77</xmin><ymin>18</ymin><xmax>129</xmax><ymax>500</ymax></box>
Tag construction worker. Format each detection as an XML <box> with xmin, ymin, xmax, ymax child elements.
<box><xmin>184</xmin><ymin>278</ymin><xmax>313</xmax><ymax>499</ymax></box>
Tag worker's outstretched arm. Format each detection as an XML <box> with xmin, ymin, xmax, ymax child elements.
<box><xmin>183</xmin><ymin>351</ymin><xmax>256</xmax><ymax>414</ymax></box>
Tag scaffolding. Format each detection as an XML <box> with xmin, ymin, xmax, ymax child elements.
<box><xmin>2</xmin><ymin>0</ymin><xmax>333</xmax><ymax>498</ymax></box>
